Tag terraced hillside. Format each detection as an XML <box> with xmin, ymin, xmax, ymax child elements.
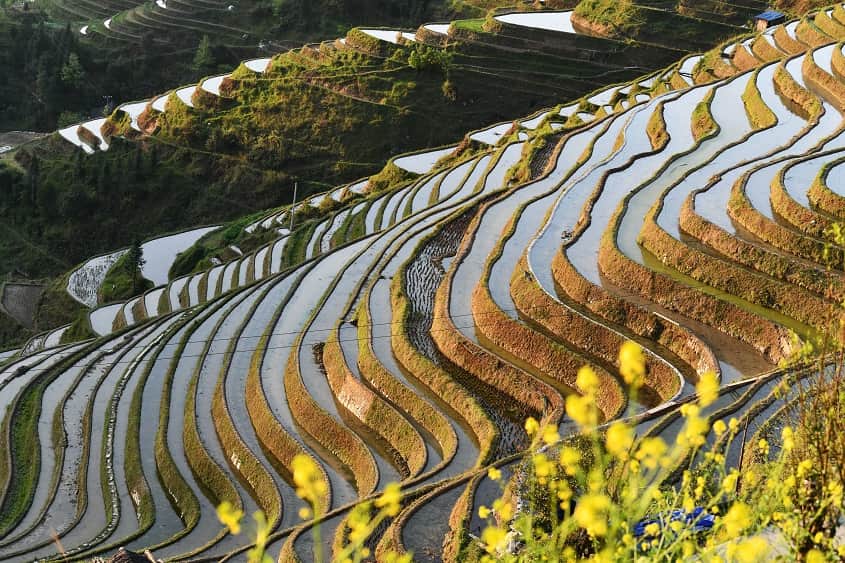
<box><xmin>0</xmin><ymin>0</ymin><xmax>561</xmax><ymax>133</ymax></box>
<box><xmin>0</xmin><ymin>6</ymin><xmax>699</xmax><ymax>351</ymax></box>
<box><xmin>6</xmin><ymin>3</ymin><xmax>845</xmax><ymax>562</ymax></box>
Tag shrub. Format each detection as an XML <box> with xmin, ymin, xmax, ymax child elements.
<box><xmin>407</xmin><ymin>44</ymin><xmax>453</xmax><ymax>74</ymax></box>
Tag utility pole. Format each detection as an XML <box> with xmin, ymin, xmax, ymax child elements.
<box><xmin>736</xmin><ymin>416</ymin><xmax>751</xmax><ymax>495</ymax></box>
<box><xmin>289</xmin><ymin>181</ymin><xmax>298</xmax><ymax>231</ymax></box>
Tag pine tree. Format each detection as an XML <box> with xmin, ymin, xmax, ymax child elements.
<box><xmin>193</xmin><ymin>35</ymin><xmax>215</xmax><ymax>74</ymax></box>
<box><xmin>126</xmin><ymin>240</ymin><xmax>146</xmax><ymax>293</ymax></box>
<box><xmin>27</xmin><ymin>156</ymin><xmax>39</xmax><ymax>205</ymax></box>
<box><xmin>60</xmin><ymin>53</ymin><xmax>85</xmax><ymax>89</ymax></box>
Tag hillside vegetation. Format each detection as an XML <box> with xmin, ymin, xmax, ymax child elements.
<box><xmin>1</xmin><ymin>16</ymin><xmax>675</xmax><ymax>281</ymax></box>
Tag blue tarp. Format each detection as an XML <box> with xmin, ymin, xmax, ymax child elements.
<box><xmin>633</xmin><ymin>507</ymin><xmax>716</xmax><ymax>538</ymax></box>
<box><xmin>755</xmin><ymin>10</ymin><xmax>785</xmax><ymax>22</ymax></box>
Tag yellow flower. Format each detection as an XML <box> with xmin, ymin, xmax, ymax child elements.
<box><xmin>683</xmin><ymin>541</ymin><xmax>696</xmax><ymax>557</ymax></box>
<box><xmin>797</xmin><ymin>459</ymin><xmax>813</xmax><ymax>478</ymax></box>
<box><xmin>375</xmin><ymin>482</ymin><xmax>402</xmax><ymax>517</ymax></box>
<box><xmin>298</xmin><ymin>507</ymin><xmax>312</xmax><ymax>520</ymax></box>
<box><xmin>542</xmin><ymin>424</ymin><xmax>560</xmax><ymax>445</ymax></box>
<box><xmin>292</xmin><ymin>454</ymin><xmax>327</xmax><ymax>509</ymax></box>
<box><xmin>566</xmin><ymin>394</ymin><xmax>594</xmax><ymax>428</ymax></box>
<box><xmin>745</xmin><ymin>468</ymin><xmax>758</xmax><ymax>486</ymax></box>
<box><xmin>696</xmin><ymin>371</ymin><xmax>719</xmax><ymax>407</ymax></box>
<box><xmin>216</xmin><ymin>501</ymin><xmax>243</xmax><ymax>535</ymax></box>
<box><xmin>481</xmin><ymin>525</ymin><xmax>508</xmax><ymax>554</ymax></box>
<box><xmin>784</xmin><ymin>475</ymin><xmax>796</xmax><ymax>490</ymax></box>
<box><xmin>828</xmin><ymin>481</ymin><xmax>843</xmax><ymax>506</ymax></box>
<box><xmin>729</xmin><ymin>417</ymin><xmax>739</xmax><ymax>432</ymax></box>
<box><xmin>524</xmin><ymin>417</ymin><xmax>540</xmax><ymax>436</ymax></box>
<box><xmin>493</xmin><ymin>499</ymin><xmax>514</xmax><ymax>522</ymax></box>
<box><xmin>558</xmin><ymin>482</ymin><xmax>573</xmax><ymax>502</ymax></box>
<box><xmin>806</xmin><ymin>550</ymin><xmax>825</xmax><ymax>563</ymax></box>
<box><xmin>713</xmin><ymin>419</ymin><xmax>727</xmax><ymax>436</ymax></box>
<box><xmin>487</xmin><ymin>466</ymin><xmax>502</xmax><ymax>481</ymax></box>
<box><xmin>559</xmin><ymin>446</ymin><xmax>581</xmax><ymax>476</ymax></box>
<box><xmin>722</xmin><ymin>470</ymin><xmax>739</xmax><ymax>494</ymax></box>
<box><xmin>729</xmin><ymin>537</ymin><xmax>769</xmax><ymax>563</ymax></box>
<box><xmin>644</xmin><ymin>522</ymin><xmax>660</xmax><ymax>537</ymax></box>
<box><xmin>635</xmin><ymin>437</ymin><xmax>668</xmax><ymax>469</ymax></box>
<box><xmin>576</xmin><ymin>366</ymin><xmax>599</xmax><ymax>394</ymax></box>
<box><xmin>677</xmin><ymin>405</ymin><xmax>709</xmax><ymax>448</ymax></box>
<box><xmin>533</xmin><ymin>453</ymin><xmax>555</xmax><ymax>478</ymax></box>
<box><xmin>573</xmin><ymin>493</ymin><xmax>611</xmax><ymax>537</ymax></box>
<box><xmin>253</xmin><ymin>510</ymin><xmax>271</xmax><ymax>548</ymax></box>
<box><xmin>722</xmin><ymin>502</ymin><xmax>752</xmax><ymax>538</ymax></box>
<box><xmin>347</xmin><ymin>502</ymin><xmax>372</xmax><ymax>543</ymax></box>
<box><xmin>605</xmin><ymin>421</ymin><xmax>634</xmax><ymax>460</ymax></box>
<box><xmin>619</xmin><ymin>341</ymin><xmax>645</xmax><ymax>386</ymax></box>
<box><xmin>478</xmin><ymin>505</ymin><xmax>491</xmax><ymax>519</ymax></box>
<box><xmin>694</xmin><ymin>476</ymin><xmax>706</xmax><ymax>499</ymax></box>
<box><xmin>782</xmin><ymin>426</ymin><xmax>795</xmax><ymax>451</ymax></box>
<box><xmin>680</xmin><ymin>403</ymin><xmax>699</xmax><ymax>418</ymax></box>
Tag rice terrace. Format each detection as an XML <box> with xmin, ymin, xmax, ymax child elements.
<box><xmin>5</xmin><ymin>0</ymin><xmax>845</xmax><ymax>561</ymax></box>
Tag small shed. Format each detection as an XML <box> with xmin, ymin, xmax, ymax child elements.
<box><xmin>754</xmin><ymin>10</ymin><xmax>786</xmax><ymax>31</ymax></box>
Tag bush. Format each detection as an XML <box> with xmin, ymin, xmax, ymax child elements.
<box><xmin>407</xmin><ymin>44</ymin><xmax>453</xmax><ymax>74</ymax></box>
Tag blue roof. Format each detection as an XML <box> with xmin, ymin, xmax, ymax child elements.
<box><xmin>755</xmin><ymin>10</ymin><xmax>785</xmax><ymax>21</ymax></box>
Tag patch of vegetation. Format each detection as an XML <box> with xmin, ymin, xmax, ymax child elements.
<box><xmin>574</xmin><ymin>0</ymin><xmax>646</xmax><ymax>37</ymax></box>
<box><xmin>0</xmin><ymin>378</ymin><xmax>43</xmax><ymax>534</ymax></box>
<box><xmin>168</xmin><ymin>212</ymin><xmax>274</xmax><ymax>278</ymax></box>
<box><xmin>772</xmin><ymin>0</ymin><xmax>833</xmax><ymax>16</ymax></box>
<box><xmin>0</xmin><ymin>136</ymin><xmax>289</xmax><ymax>280</ymax></box>
<box><xmin>33</xmin><ymin>275</ymin><xmax>83</xmax><ymax>332</ymax></box>
<box><xmin>281</xmin><ymin>221</ymin><xmax>319</xmax><ymax>268</ymax></box>
<box><xmin>99</xmin><ymin>244</ymin><xmax>153</xmax><ymax>303</ymax></box>
<box><xmin>0</xmin><ymin>311</ymin><xmax>31</xmax><ymax>350</ymax></box>
<box><xmin>0</xmin><ymin>346</ymin><xmax>89</xmax><ymax>536</ymax></box>
<box><xmin>646</xmin><ymin>104</ymin><xmax>668</xmax><ymax>149</ymax></box>
<box><xmin>742</xmin><ymin>70</ymin><xmax>777</xmax><ymax>129</ymax></box>
<box><xmin>691</xmin><ymin>93</ymin><xmax>717</xmax><ymax>141</ymax></box>
<box><xmin>452</xmin><ymin>18</ymin><xmax>485</xmax><ymax>33</ymax></box>
<box><xmin>573</xmin><ymin>0</ymin><xmax>751</xmax><ymax>52</ymax></box>
<box><xmin>61</xmin><ymin>309</ymin><xmax>95</xmax><ymax>344</ymax></box>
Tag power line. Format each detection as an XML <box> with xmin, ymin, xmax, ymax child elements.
<box><xmin>1</xmin><ymin>297</ymin><xmax>685</xmax><ymax>379</ymax></box>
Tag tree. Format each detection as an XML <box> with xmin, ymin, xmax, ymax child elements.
<box><xmin>193</xmin><ymin>35</ymin><xmax>215</xmax><ymax>74</ymax></box>
<box><xmin>26</xmin><ymin>155</ymin><xmax>39</xmax><ymax>205</ymax></box>
<box><xmin>126</xmin><ymin>239</ymin><xmax>146</xmax><ymax>293</ymax></box>
<box><xmin>407</xmin><ymin>44</ymin><xmax>452</xmax><ymax>74</ymax></box>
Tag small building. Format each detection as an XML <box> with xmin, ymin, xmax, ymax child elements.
<box><xmin>754</xmin><ymin>10</ymin><xmax>786</xmax><ymax>31</ymax></box>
